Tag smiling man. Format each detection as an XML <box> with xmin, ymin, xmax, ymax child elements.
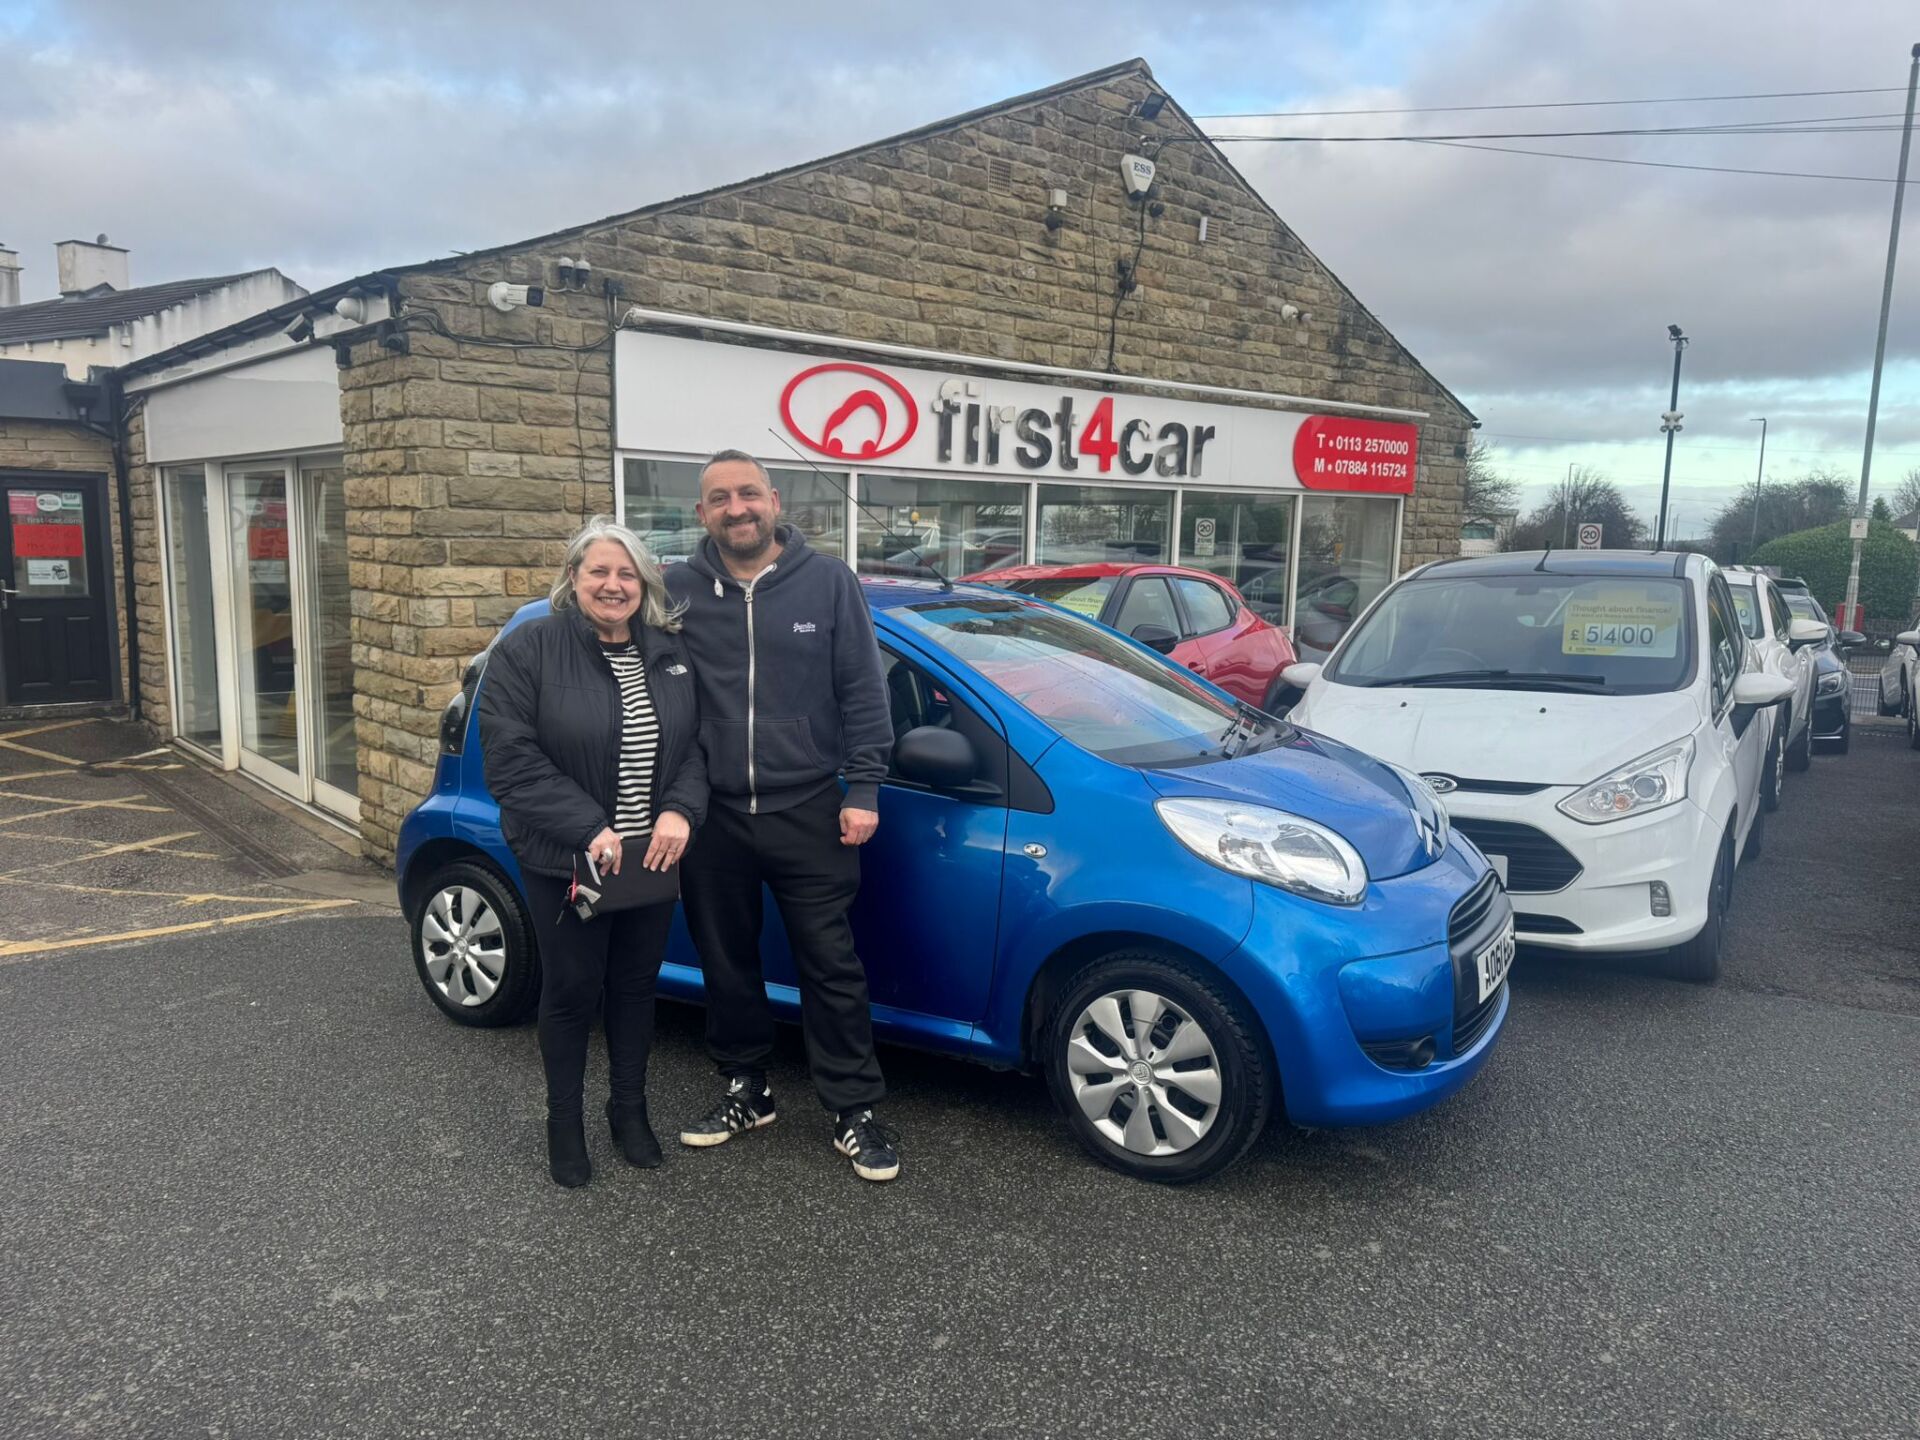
<box><xmin>663</xmin><ymin>449</ymin><xmax>901</xmax><ymax>1182</ymax></box>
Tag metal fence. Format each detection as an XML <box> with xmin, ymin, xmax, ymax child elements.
<box><xmin>1845</xmin><ymin>649</ymin><xmax>1895</xmax><ymax>722</ymax></box>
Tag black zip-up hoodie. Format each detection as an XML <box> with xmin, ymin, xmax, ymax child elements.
<box><xmin>478</xmin><ymin>604</ymin><xmax>707</xmax><ymax>877</ymax></box>
<box><xmin>665</xmin><ymin>525</ymin><xmax>892</xmax><ymax>815</ymax></box>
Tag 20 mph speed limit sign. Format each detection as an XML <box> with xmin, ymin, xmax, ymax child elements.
<box><xmin>1576</xmin><ymin>523</ymin><xmax>1603</xmax><ymax>550</ymax></box>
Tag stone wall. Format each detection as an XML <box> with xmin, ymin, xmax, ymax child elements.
<box><xmin>119</xmin><ymin>405</ymin><xmax>169</xmax><ymax>730</ymax></box>
<box><xmin>340</xmin><ymin>64</ymin><xmax>1473</xmax><ymax>862</ymax></box>
<box><xmin>0</xmin><ymin>417</ymin><xmax>128</xmax><ymax>711</ymax></box>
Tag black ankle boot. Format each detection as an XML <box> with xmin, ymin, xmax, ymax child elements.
<box><xmin>606</xmin><ymin>1099</ymin><xmax>663</xmax><ymax>1169</ymax></box>
<box><xmin>546</xmin><ymin>1116</ymin><xmax>591</xmax><ymax>1188</ymax></box>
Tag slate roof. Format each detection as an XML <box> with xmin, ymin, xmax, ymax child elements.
<box><xmin>0</xmin><ymin>272</ymin><xmax>266</xmax><ymax>344</ymax></box>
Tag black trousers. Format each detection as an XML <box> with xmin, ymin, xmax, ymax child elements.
<box><xmin>680</xmin><ymin>786</ymin><xmax>886</xmax><ymax>1113</ymax></box>
<box><xmin>520</xmin><ymin>871</ymin><xmax>675</xmax><ymax>1121</ymax></box>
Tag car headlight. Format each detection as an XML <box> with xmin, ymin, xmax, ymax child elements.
<box><xmin>1816</xmin><ymin>670</ymin><xmax>1845</xmax><ymax>697</ymax></box>
<box><xmin>1555</xmin><ymin>737</ymin><xmax>1693</xmax><ymax>825</ymax></box>
<box><xmin>1155</xmin><ymin>797</ymin><xmax>1368</xmax><ymax>905</ymax></box>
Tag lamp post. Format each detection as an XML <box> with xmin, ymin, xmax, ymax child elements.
<box><xmin>1654</xmin><ymin>324</ymin><xmax>1688</xmax><ymax>550</ymax></box>
<box><xmin>1844</xmin><ymin>42</ymin><xmax>1920</xmax><ymax>630</ymax></box>
<box><xmin>1747</xmin><ymin>417</ymin><xmax>1768</xmax><ymax>555</ymax></box>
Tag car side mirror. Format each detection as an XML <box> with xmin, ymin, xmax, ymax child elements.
<box><xmin>1131</xmin><ymin>623</ymin><xmax>1180</xmax><ymax>654</ymax></box>
<box><xmin>1897</xmin><ymin>629</ymin><xmax>1920</xmax><ymax>648</ymax></box>
<box><xmin>1837</xmin><ymin>629</ymin><xmax>1866</xmax><ymax>649</ymax></box>
<box><xmin>893</xmin><ymin>726</ymin><xmax>977</xmax><ymax>790</ymax></box>
<box><xmin>1787</xmin><ymin>618</ymin><xmax>1827</xmax><ymax>650</ymax></box>
<box><xmin>1282</xmin><ymin>661</ymin><xmax>1324</xmax><ymax>689</ymax></box>
<box><xmin>1731</xmin><ymin>671</ymin><xmax>1793</xmax><ymax>716</ymax></box>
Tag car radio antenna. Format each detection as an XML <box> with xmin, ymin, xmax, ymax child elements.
<box><xmin>765</xmin><ymin>426</ymin><xmax>953</xmax><ymax>590</ymax></box>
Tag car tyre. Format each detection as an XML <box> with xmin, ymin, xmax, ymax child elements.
<box><xmin>1832</xmin><ymin>716</ymin><xmax>1850</xmax><ymax>755</ymax></box>
<box><xmin>1742</xmin><ymin>795</ymin><xmax>1766</xmax><ymax>861</ymax></box>
<box><xmin>1760</xmin><ymin>724</ymin><xmax>1784</xmax><ymax>814</ymax></box>
<box><xmin>1665</xmin><ymin>831</ymin><xmax>1731</xmax><ymax>984</ymax></box>
<box><xmin>1043</xmin><ymin>951</ymin><xmax>1270</xmax><ymax>1185</ymax></box>
<box><xmin>411</xmin><ymin>858</ymin><xmax>540</xmax><ymax>1027</ymax></box>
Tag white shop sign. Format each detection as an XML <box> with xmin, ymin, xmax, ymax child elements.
<box><xmin>615</xmin><ymin>331</ymin><xmax>1418</xmax><ymax>494</ymax></box>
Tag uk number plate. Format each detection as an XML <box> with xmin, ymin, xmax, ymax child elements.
<box><xmin>1475</xmin><ymin>919</ymin><xmax>1516</xmax><ymax>1004</ymax></box>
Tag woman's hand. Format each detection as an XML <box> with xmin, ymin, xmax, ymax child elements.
<box><xmin>642</xmin><ymin>811</ymin><xmax>691</xmax><ymax>871</ymax></box>
<box><xmin>587</xmin><ymin>827</ymin><xmax>623</xmax><ymax>875</ymax></box>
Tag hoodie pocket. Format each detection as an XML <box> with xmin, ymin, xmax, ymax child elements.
<box><xmin>698</xmin><ymin>716</ymin><xmax>828</xmax><ymax>795</ymax></box>
<box><xmin>751</xmin><ymin>716</ymin><xmax>830</xmax><ymax>791</ymax></box>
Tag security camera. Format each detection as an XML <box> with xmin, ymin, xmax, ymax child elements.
<box><xmin>1121</xmin><ymin>153</ymin><xmax>1156</xmax><ymax>197</ymax></box>
<box><xmin>488</xmin><ymin>281</ymin><xmax>546</xmax><ymax>313</ymax></box>
<box><xmin>284</xmin><ymin>314</ymin><xmax>315</xmax><ymax>343</ymax></box>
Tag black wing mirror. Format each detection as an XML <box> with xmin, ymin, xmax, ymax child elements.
<box><xmin>893</xmin><ymin>726</ymin><xmax>977</xmax><ymax>790</ymax></box>
<box><xmin>1131</xmin><ymin>623</ymin><xmax>1180</xmax><ymax>655</ymax></box>
<box><xmin>1837</xmin><ymin>629</ymin><xmax>1866</xmax><ymax>649</ymax></box>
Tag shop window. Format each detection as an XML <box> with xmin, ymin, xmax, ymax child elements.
<box><xmin>162</xmin><ymin>468</ymin><xmax>222</xmax><ymax>750</ymax></box>
<box><xmin>1178</xmin><ymin>491</ymin><xmax>1295</xmax><ymax>622</ymax></box>
<box><xmin>1036</xmin><ymin>484</ymin><xmax>1170</xmax><ymax>566</ymax></box>
<box><xmin>1296</xmin><ymin>495</ymin><xmax>1398</xmax><ymax>662</ymax></box>
<box><xmin>622</xmin><ymin>458</ymin><xmax>846</xmax><ymax>563</ymax></box>
<box><xmin>856</xmin><ymin>474</ymin><xmax>1027</xmax><ymax>581</ymax></box>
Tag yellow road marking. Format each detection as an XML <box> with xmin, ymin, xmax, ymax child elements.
<box><xmin>0</xmin><ymin>795</ymin><xmax>171</xmax><ymax>827</ymax></box>
<box><xmin>0</xmin><ymin>719</ymin><xmax>90</xmax><ymax>742</ymax></box>
<box><xmin>0</xmin><ymin>899</ymin><xmax>355</xmax><ymax>959</ymax></box>
<box><xmin>0</xmin><ymin>737</ymin><xmax>86</xmax><ymax>766</ymax></box>
<box><xmin>0</xmin><ymin>767</ymin><xmax>85</xmax><ymax>782</ymax></box>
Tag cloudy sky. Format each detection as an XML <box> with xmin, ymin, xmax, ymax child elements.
<box><xmin>3</xmin><ymin>0</ymin><xmax>1916</xmax><ymax>533</ymax></box>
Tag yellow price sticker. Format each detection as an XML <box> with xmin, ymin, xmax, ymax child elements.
<box><xmin>1051</xmin><ymin>592</ymin><xmax>1107</xmax><ymax>618</ymax></box>
<box><xmin>1561</xmin><ymin>586</ymin><xmax>1682</xmax><ymax>658</ymax></box>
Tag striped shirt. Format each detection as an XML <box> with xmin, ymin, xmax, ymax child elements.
<box><xmin>600</xmin><ymin>640</ymin><xmax>659</xmax><ymax>839</ymax></box>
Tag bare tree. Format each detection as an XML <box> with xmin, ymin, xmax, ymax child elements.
<box><xmin>1462</xmin><ymin>438</ymin><xmax>1519</xmax><ymax>520</ymax></box>
<box><xmin>1507</xmin><ymin>467</ymin><xmax>1647</xmax><ymax>550</ymax></box>
<box><xmin>1888</xmin><ymin>466</ymin><xmax>1920</xmax><ymax>523</ymax></box>
<box><xmin>1707</xmin><ymin>466</ymin><xmax>1854</xmax><ymax>561</ymax></box>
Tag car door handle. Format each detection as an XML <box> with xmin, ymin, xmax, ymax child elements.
<box><xmin>1186</xmin><ymin>661</ymin><xmax>1205</xmax><ymax>671</ymax></box>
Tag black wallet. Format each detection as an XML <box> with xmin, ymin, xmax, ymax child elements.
<box><xmin>567</xmin><ymin>848</ymin><xmax>680</xmax><ymax>921</ymax></box>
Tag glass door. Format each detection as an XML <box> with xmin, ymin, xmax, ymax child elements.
<box><xmin>228</xmin><ymin>465</ymin><xmax>302</xmax><ymax>790</ymax></box>
<box><xmin>302</xmin><ymin>461</ymin><xmax>358</xmax><ymax>820</ymax></box>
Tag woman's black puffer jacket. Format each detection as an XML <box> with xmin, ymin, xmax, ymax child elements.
<box><xmin>478</xmin><ymin>603</ymin><xmax>707</xmax><ymax>878</ymax></box>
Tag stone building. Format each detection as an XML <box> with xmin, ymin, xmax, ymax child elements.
<box><xmin>65</xmin><ymin>58</ymin><xmax>1474</xmax><ymax>864</ymax></box>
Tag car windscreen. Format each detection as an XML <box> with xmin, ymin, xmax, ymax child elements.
<box><xmin>1727</xmin><ymin>583</ymin><xmax>1766</xmax><ymax>639</ymax></box>
<box><xmin>995</xmin><ymin>577</ymin><xmax>1116</xmax><ymax>620</ymax></box>
<box><xmin>894</xmin><ymin>596</ymin><xmax>1258</xmax><ymax>766</ymax></box>
<box><xmin>1325</xmin><ymin>573</ymin><xmax>1696</xmax><ymax>695</ymax></box>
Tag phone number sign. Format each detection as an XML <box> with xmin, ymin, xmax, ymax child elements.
<box><xmin>1292</xmin><ymin>416</ymin><xmax>1420</xmax><ymax>494</ymax></box>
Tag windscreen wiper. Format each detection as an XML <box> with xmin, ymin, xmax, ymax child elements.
<box><xmin>1369</xmin><ymin>668</ymin><xmax>1608</xmax><ymax>690</ymax></box>
<box><xmin>1220</xmin><ymin>702</ymin><xmax>1289</xmax><ymax>758</ymax></box>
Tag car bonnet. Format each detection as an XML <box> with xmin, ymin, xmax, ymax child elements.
<box><xmin>1295</xmin><ymin>682</ymin><xmax>1706</xmax><ymax>788</ymax></box>
<box><xmin>1142</xmin><ymin>727</ymin><xmax>1435</xmax><ymax>881</ymax></box>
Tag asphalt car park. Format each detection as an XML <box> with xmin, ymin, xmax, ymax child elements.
<box><xmin>0</xmin><ymin>721</ymin><xmax>1914</xmax><ymax>1438</ymax></box>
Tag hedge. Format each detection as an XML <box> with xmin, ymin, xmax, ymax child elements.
<box><xmin>1749</xmin><ymin>519</ymin><xmax>1918</xmax><ymax>625</ymax></box>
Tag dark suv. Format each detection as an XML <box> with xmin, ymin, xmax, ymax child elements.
<box><xmin>1773</xmin><ymin>577</ymin><xmax>1864</xmax><ymax>752</ymax></box>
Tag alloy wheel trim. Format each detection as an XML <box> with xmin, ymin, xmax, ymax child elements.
<box><xmin>1065</xmin><ymin>988</ymin><xmax>1224</xmax><ymax>1156</ymax></box>
<box><xmin>419</xmin><ymin>885</ymin><xmax>508</xmax><ymax>1006</ymax></box>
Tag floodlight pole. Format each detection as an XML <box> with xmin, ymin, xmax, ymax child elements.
<box><xmin>1844</xmin><ymin>41</ymin><xmax>1920</xmax><ymax>626</ymax></box>
<box><xmin>1747</xmin><ymin>417</ymin><xmax>1768</xmax><ymax>554</ymax></box>
<box><xmin>1654</xmin><ymin>326</ymin><xmax>1688</xmax><ymax>550</ymax></box>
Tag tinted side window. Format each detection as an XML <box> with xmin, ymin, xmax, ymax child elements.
<box><xmin>1113</xmin><ymin>577</ymin><xmax>1179</xmax><ymax>638</ymax></box>
<box><xmin>1707</xmin><ymin>579</ymin><xmax>1742</xmax><ymax>711</ymax></box>
<box><xmin>1174</xmin><ymin>578</ymin><xmax>1235</xmax><ymax>636</ymax></box>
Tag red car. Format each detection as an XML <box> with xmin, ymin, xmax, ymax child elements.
<box><xmin>960</xmin><ymin>562</ymin><xmax>1299</xmax><ymax>711</ymax></box>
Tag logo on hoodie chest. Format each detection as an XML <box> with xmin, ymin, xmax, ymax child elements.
<box><xmin>792</xmin><ymin>621</ymin><xmax>817</xmax><ymax>634</ymax></box>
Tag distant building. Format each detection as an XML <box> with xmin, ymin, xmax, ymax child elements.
<box><xmin>0</xmin><ymin>237</ymin><xmax>303</xmax><ymax>379</ymax></box>
<box><xmin>1461</xmin><ymin>510</ymin><xmax>1516</xmax><ymax>556</ymax></box>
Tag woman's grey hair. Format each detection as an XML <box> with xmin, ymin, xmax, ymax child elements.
<box><xmin>550</xmin><ymin>516</ymin><xmax>684</xmax><ymax>632</ymax></box>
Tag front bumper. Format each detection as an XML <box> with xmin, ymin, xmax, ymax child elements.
<box><xmin>1221</xmin><ymin>845</ymin><xmax>1510</xmax><ymax>1128</ymax></box>
<box><xmin>1812</xmin><ymin>688</ymin><xmax>1850</xmax><ymax>741</ymax></box>
<box><xmin>1443</xmin><ymin>788</ymin><xmax>1722</xmax><ymax>954</ymax></box>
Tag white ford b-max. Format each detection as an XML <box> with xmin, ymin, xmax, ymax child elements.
<box><xmin>1283</xmin><ymin>551</ymin><xmax>1792</xmax><ymax>982</ymax></box>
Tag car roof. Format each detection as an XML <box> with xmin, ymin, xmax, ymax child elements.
<box><xmin>503</xmin><ymin>574</ymin><xmax>1022</xmax><ymax>632</ymax></box>
<box><xmin>978</xmin><ymin>561</ymin><xmax>1243</xmax><ymax>585</ymax></box>
<box><xmin>1417</xmin><ymin>549</ymin><xmax>1694</xmax><ymax>580</ymax></box>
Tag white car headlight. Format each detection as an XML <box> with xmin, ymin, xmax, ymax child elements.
<box><xmin>1555</xmin><ymin>737</ymin><xmax>1694</xmax><ymax>825</ymax></box>
<box><xmin>1816</xmin><ymin>670</ymin><xmax>1845</xmax><ymax>697</ymax></box>
<box><xmin>1156</xmin><ymin>797</ymin><xmax>1368</xmax><ymax>905</ymax></box>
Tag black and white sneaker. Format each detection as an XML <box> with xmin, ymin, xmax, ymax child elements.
<box><xmin>678</xmin><ymin>1076</ymin><xmax>777</xmax><ymax>1148</ymax></box>
<box><xmin>833</xmin><ymin>1109</ymin><xmax>900</xmax><ymax>1182</ymax></box>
